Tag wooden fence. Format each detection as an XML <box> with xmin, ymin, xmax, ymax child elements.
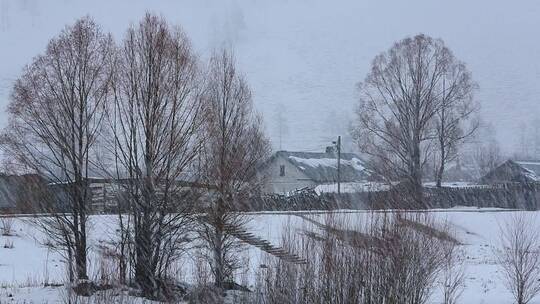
<box><xmin>243</xmin><ymin>183</ymin><xmax>540</xmax><ymax>211</ymax></box>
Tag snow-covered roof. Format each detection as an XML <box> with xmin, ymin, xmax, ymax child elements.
<box><xmin>480</xmin><ymin>160</ymin><xmax>540</xmax><ymax>184</ymax></box>
<box><xmin>314</xmin><ymin>182</ymin><xmax>389</xmax><ymax>194</ymax></box>
<box><xmin>515</xmin><ymin>161</ymin><xmax>540</xmax><ymax>181</ymax></box>
<box><xmin>273</xmin><ymin>151</ymin><xmax>370</xmax><ymax>183</ymax></box>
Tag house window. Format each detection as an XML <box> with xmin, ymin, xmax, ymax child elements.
<box><xmin>280</xmin><ymin>165</ymin><xmax>285</xmax><ymax>177</ymax></box>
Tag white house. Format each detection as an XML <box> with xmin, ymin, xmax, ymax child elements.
<box><xmin>259</xmin><ymin>150</ymin><xmax>370</xmax><ymax>194</ymax></box>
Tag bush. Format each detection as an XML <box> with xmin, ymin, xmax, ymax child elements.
<box><xmin>0</xmin><ymin>217</ymin><xmax>14</xmax><ymax>236</ymax></box>
<box><xmin>253</xmin><ymin>212</ymin><xmax>461</xmax><ymax>304</ymax></box>
<box><xmin>495</xmin><ymin>213</ymin><xmax>540</xmax><ymax>304</ymax></box>
<box><xmin>3</xmin><ymin>239</ymin><xmax>14</xmax><ymax>249</ymax></box>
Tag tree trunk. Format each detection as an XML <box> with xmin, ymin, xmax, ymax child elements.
<box><xmin>118</xmin><ymin>207</ymin><xmax>128</xmax><ymax>285</ymax></box>
<box><xmin>214</xmin><ymin>224</ymin><xmax>224</xmax><ymax>289</ymax></box>
<box><xmin>78</xmin><ymin>189</ymin><xmax>88</xmax><ymax>280</ymax></box>
<box><xmin>74</xmin><ymin>178</ymin><xmax>88</xmax><ymax>281</ymax></box>
<box><xmin>119</xmin><ymin>252</ymin><xmax>127</xmax><ymax>285</ymax></box>
<box><xmin>67</xmin><ymin>246</ymin><xmax>74</xmax><ymax>283</ymax></box>
<box><xmin>135</xmin><ymin>178</ymin><xmax>155</xmax><ymax>295</ymax></box>
<box><xmin>134</xmin><ymin>146</ymin><xmax>158</xmax><ymax>297</ymax></box>
<box><xmin>135</xmin><ymin>220</ymin><xmax>155</xmax><ymax>296</ymax></box>
<box><xmin>436</xmin><ymin>122</ymin><xmax>446</xmax><ymax>188</ymax></box>
<box><xmin>436</xmin><ymin>161</ymin><xmax>445</xmax><ymax>188</ymax></box>
<box><xmin>213</xmin><ymin>199</ymin><xmax>225</xmax><ymax>289</ymax></box>
<box><xmin>75</xmin><ymin>239</ymin><xmax>88</xmax><ymax>280</ymax></box>
<box><xmin>411</xmin><ymin>137</ymin><xmax>424</xmax><ymax>208</ymax></box>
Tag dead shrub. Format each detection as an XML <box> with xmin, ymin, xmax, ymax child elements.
<box><xmin>495</xmin><ymin>213</ymin><xmax>540</xmax><ymax>304</ymax></box>
<box><xmin>0</xmin><ymin>217</ymin><xmax>15</xmax><ymax>236</ymax></box>
<box><xmin>253</xmin><ymin>211</ymin><xmax>461</xmax><ymax>304</ymax></box>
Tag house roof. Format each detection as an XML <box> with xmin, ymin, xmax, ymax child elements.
<box><xmin>480</xmin><ymin>160</ymin><xmax>540</xmax><ymax>184</ymax></box>
<box><xmin>514</xmin><ymin>161</ymin><xmax>540</xmax><ymax>180</ymax></box>
<box><xmin>273</xmin><ymin>151</ymin><xmax>369</xmax><ymax>183</ymax></box>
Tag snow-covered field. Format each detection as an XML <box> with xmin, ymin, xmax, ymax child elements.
<box><xmin>0</xmin><ymin>208</ymin><xmax>539</xmax><ymax>303</ymax></box>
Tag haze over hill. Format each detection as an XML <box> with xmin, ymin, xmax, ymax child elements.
<box><xmin>1</xmin><ymin>0</ymin><xmax>539</xmax><ymax>153</ymax></box>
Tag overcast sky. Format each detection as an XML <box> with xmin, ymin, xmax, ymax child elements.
<box><xmin>1</xmin><ymin>0</ymin><xmax>539</xmax><ymax>153</ymax></box>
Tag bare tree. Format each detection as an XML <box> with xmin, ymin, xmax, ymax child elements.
<box><xmin>472</xmin><ymin>123</ymin><xmax>503</xmax><ymax>177</ymax></box>
<box><xmin>433</xmin><ymin>64</ymin><xmax>478</xmax><ymax>187</ymax></box>
<box><xmin>1</xmin><ymin>17</ymin><xmax>114</xmax><ymax>287</ymax></box>
<box><xmin>103</xmin><ymin>13</ymin><xmax>203</xmax><ymax>299</ymax></box>
<box><xmin>197</xmin><ymin>49</ymin><xmax>270</xmax><ymax>289</ymax></box>
<box><xmin>353</xmin><ymin>34</ymin><xmax>473</xmax><ymax>207</ymax></box>
<box><xmin>512</xmin><ymin>118</ymin><xmax>540</xmax><ymax>161</ymax></box>
<box><xmin>495</xmin><ymin>213</ymin><xmax>540</xmax><ymax>304</ymax></box>
<box><xmin>475</xmin><ymin>141</ymin><xmax>502</xmax><ymax>178</ymax></box>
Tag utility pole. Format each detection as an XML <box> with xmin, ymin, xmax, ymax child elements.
<box><xmin>333</xmin><ymin>136</ymin><xmax>341</xmax><ymax>195</ymax></box>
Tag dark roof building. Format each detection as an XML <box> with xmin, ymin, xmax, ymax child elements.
<box><xmin>0</xmin><ymin>174</ymin><xmax>48</xmax><ymax>213</ymax></box>
<box><xmin>479</xmin><ymin>160</ymin><xmax>540</xmax><ymax>184</ymax></box>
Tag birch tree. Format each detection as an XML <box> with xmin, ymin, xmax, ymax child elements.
<box><xmin>353</xmin><ymin>34</ymin><xmax>474</xmax><ymax>206</ymax></box>
<box><xmin>197</xmin><ymin>49</ymin><xmax>270</xmax><ymax>289</ymax></box>
<box><xmin>1</xmin><ymin>17</ymin><xmax>113</xmax><ymax>287</ymax></box>
<box><xmin>105</xmin><ymin>13</ymin><xmax>203</xmax><ymax>299</ymax></box>
<box><xmin>433</xmin><ymin>62</ymin><xmax>478</xmax><ymax>187</ymax></box>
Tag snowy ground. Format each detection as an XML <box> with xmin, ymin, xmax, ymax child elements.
<box><xmin>0</xmin><ymin>208</ymin><xmax>539</xmax><ymax>303</ymax></box>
